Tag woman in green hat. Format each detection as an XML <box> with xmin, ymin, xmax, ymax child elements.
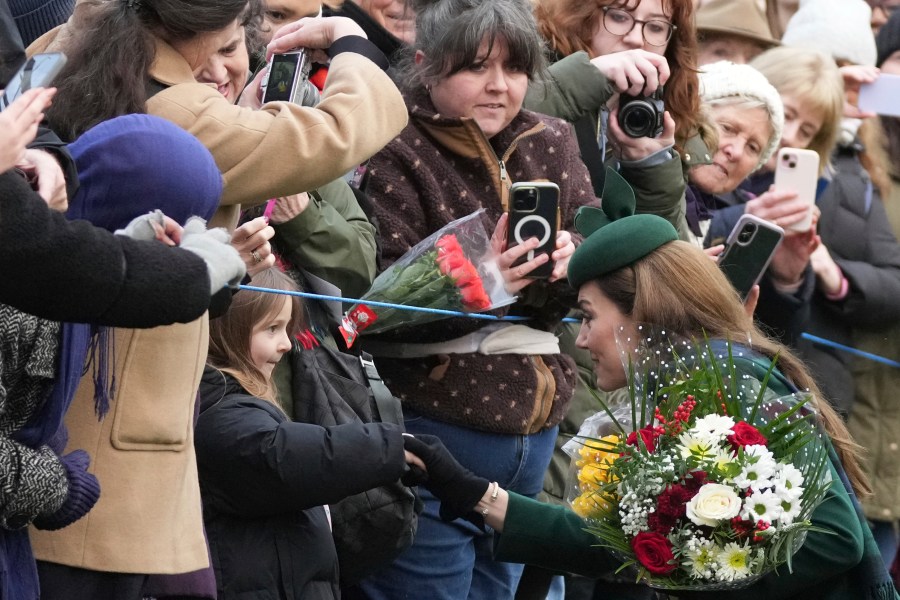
<box><xmin>400</xmin><ymin>188</ymin><xmax>897</xmax><ymax>600</ymax></box>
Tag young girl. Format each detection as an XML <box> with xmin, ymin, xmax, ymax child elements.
<box><xmin>195</xmin><ymin>267</ymin><xmax>419</xmax><ymax>599</ymax></box>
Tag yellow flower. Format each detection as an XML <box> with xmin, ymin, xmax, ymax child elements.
<box><xmin>572</xmin><ymin>490</ymin><xmax>616</xmax><ymax>519</ymax></box>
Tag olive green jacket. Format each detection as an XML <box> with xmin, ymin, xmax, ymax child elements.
<box><xmin>271</xmin><ymin>178</ymin><xmax>377</xmax><ymax>300</ymax></box>
<box><xmin>495</xmin><ymin>354</ymin><xmax>897</xmax><ymax>600</ymax></box>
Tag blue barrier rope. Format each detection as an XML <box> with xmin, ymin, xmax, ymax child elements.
<box><xmin>238</xmin><ymin>284</ymin><xmax>899</xmax><ymax>368</ymax></box>
<box><xmin>800</xmin><ymin>333</ymin><xmax>900</xmax><ymax>369</ymax></box>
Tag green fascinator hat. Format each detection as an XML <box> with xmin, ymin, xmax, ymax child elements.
<box><xmin>568</xmin><ymin>168</ymin><xmax>679</xmax><ymax>289</ymax></box>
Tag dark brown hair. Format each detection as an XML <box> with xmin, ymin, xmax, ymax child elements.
<box><xmin>47</xmin><ymin>0</ymin><xmax>261</xmax><ymax>141</ymax></box>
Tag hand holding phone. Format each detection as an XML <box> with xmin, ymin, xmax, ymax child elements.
<box><xmin>0</xmin><ymin>53</ymin><xmax>67</xmax><ymax>111</ymax></box>
<box><xmin>506</xmin><ymin>181</ymin><xmax>560</xmax><ymax>279</ymax></box>
<box><xmin>858</xmin><ymin>73</ymin><xmax>900</xmax><ymax>118</ymax></box>
<box><xmin>718</xmin><ymin>214</ymin><xmax>784</xmax><ymax>302</ymax></box>
<box><xmin>773</xmin><ymin>148</ymin><xmax>818</xmax><ymax>232</ymax></box>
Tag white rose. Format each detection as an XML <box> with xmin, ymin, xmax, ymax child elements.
<box><xmin>686</xmin><ymin>483</ymin><xmax>741</xmax><ymax>527</ymax></box>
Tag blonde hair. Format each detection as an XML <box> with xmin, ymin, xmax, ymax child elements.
<box><xmin>750</xmin><ymin>46</ymin><xmax>844</xmax><ymax>176</ymax></box>
<box><xmin>207</xmin><ymin>268</ymin><xmax>303</xmax><ymax>405</ymax></box>
<box><xmin>593</xmin><ymin>240</ymin><xmax>871</xmax><ymax>497</ymax></box>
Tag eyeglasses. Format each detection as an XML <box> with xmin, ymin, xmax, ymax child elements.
<box><xmin>601</xmin><ymin>6</ymin><xmax>676</xmax><ymax>47</ymax></box>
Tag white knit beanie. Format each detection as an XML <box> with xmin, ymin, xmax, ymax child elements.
<box><xmin>782</xmin><ymin>0</ymin><xmax>877</xmax><ymax>66</ymax></box>
<box><xmin>699</xmin><ymin>61</ymin><xmax>785</xmax><ymax>169</ymax></box>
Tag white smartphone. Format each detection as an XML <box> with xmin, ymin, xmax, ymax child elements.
<box><xmin>858</xmin><ymin>73</ymin><xmax>900</xmax><ymax>117</ymax></box>
<box><xmin>773</xmin><ymin>147</ymin><xmax>819</xmax><ymax>232</ymax></box>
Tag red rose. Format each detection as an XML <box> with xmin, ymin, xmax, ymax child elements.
<box><xmin>631</xmin><ymin>531</ymin><xmax>677</xmax><ymax>575</ymax></box>
<box><xmin>728</xmin><ymin>422</ymin><xmax>768</xmax><ymax>451</ymax></box>
<box><xmin>437</xmin><ymin>249</ymin><xmax>467</xmax><ymax>276</ymax></box>
<box><xmin>626</xmin><ymin>426</ymin><xmax>660</xmax><ymax>453</ymax></box>
<box><xmin>459</xmin><ymin>283</ymin><xmax>491</xmax><ymax>310</ymax></box>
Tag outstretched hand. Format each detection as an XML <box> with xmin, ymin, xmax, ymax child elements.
<box><xmin>401</xmin><ymin>434</ymin><xmax>490</xmax><ymax>523</ymax></box>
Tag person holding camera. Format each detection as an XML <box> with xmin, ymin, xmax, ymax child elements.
<box><xmin>354</xmin><ymin>1</ymin><xmax>602</xmax><ymax>598</ymax></box>
<box><xmin>529</xmin><ymin>0</ymin><xmax>709</xmax><ymax>241</ymax></box>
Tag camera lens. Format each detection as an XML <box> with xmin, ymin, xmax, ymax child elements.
<box><xmin>620</xmin><ymin>103</ymin><xmax>653</xmax><ymax>138</ymax></box>
<box><xmin>737</xmin><ymin>223</ymin><xmax>756</xmax><ymax>244</ymax></box>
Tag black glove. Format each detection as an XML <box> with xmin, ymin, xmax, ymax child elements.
<box><xmin>402</xmin><ymin>434</ymin><xmax>490</xmax><ymax>523</ymax></box>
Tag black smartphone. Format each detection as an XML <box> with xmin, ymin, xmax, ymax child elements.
<box><xmin>507</xmin><ymin>181</ymin><xmax>560</xmax><ymax>279</ymax></box>
<box><xmin>0</xmin><ymin>52</ymin><xmax>67</xmax><ymax>111</ymax></box>
<box><xmin>262</xmin><ymin>50</ymin><xmax>317</xmax><ymax>105</ymax></box>
<box><xmin>718</xmin><ymin>214</ymin><xmax>785</xmax><ymax>301</ymax></box>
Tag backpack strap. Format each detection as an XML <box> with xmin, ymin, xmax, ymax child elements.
<box><xmin>359</xmin><ymin>353</ymin><xmax>405</xmax><ymax>428</ymax></box>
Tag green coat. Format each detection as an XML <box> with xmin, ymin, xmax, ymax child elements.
<box><xmin>271</xmin><ymin>178</ymin><xmax>377</xmax><ymax>300</ymax></box>
<box><xmin>494</xmin><ymin>354</ymin><xmax>897</xmax><ymax>600</ymax></box>
<box><xmin>524</xmin><ymin>52</ymin><xmax>697</xmax><ymax>243</ymax></box>
<box><xmin>848</xmin><ymin>178</ymin><xmax>900</xmax><ymax>525</ymax></box>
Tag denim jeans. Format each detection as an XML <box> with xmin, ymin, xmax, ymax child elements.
<box><xmin>359</xmin><ymin>411</ymin><xmax>559</xmax><ymax>600</ymax></box>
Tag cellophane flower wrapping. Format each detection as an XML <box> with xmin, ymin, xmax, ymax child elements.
<box><xmin>565</xmin><ymin>325</ymin><xmax>832</xmax><ymax>590</ymax></box>
<box><xmin>339</xmin><ymin>210</ymin><xmax>516</xmax><ymax>346</ymax></box>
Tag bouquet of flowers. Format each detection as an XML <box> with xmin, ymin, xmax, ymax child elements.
<box><xmin>565</xmin><ymin>327</ymin><xmax>832</xmax><ymax>590</ymax></box>
<box><xmin>339</xmin><ymin>210</ymin><xmax>515</xmax><ymax>346</ymax></box>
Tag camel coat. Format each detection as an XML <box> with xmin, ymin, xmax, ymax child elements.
<box><xmin>29</xmin><ymin>7</ymin><xmax>408</xmax><ymax>230</ymax></box>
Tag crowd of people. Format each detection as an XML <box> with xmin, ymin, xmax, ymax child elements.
<box><xmin>1</xmin><ymin>0</ymin><xmax>899</xmax><ymax>599</ymax></box>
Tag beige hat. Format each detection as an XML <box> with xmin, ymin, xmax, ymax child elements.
<box><xmin>697</xmin><ymin>0</ymin><xmax>781</xmax><ymax>48</ymax></box>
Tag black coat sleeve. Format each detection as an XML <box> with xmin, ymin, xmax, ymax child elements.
<box><xmin>28</xmin><ymin>127</ymin><xmax>80</xmax><ymax>201</ymax></box>
<box><xmin>827</xmin><ymin>194</ymin><xmax>900</xmax><ymax>326</ymax></box>
<box><xmin>195</xmin><ymin>396</ymin><xmax>407</xmax><ymax>518</ymax></box>
<box><xmin>0</xmin><ymin>170</ymin><xmax>212</xmax><ymax>326</ymax></box>
<box><xmin>0</xmin><ymin>0</ymin><xmax>25</xmax><ymax>87</ymax></box>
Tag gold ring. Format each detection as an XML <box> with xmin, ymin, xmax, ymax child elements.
<box><xmin>251</xmin><ymin>250</ymin><xmax>262</xmax><ymax>264</ymax></box>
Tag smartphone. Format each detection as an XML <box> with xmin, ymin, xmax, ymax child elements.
<box><xmin>0</xmin><ymin>52</ymin><xmax>67</xmax><ymax>111</ymax></box>
<box><xmin>262</xmin><ymin>50</ymin><xmax>316</xmax><ymax>105</ymax></box>
<box><xmin>718</xmin><ymin>214</ymin><xmax>784</xmax><ymax>301</ymax></box>
<box><xmin>507</xmin><ymin>181</ymin><xmax>560</xmax><ymax>279</ymax></box>
<box><xmin>858</xmin><ymin>73</ymin><xmax>900</xmax><ymax>117</ymax></box>
<box><xmin>773</xmin><ymin>147</ymin><xmax>819</xmax><ymax>232</ymax></box>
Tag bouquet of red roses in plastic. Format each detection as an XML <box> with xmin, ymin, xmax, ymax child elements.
<box><xmin>339</xmin><ymin>210</ymin><xmax>515</xmax><ymax>346</ymax></box>
<box><xmin>565</xmin><ymin>327</ymin><xmax>832</xmax><ymax>590</ymax></box>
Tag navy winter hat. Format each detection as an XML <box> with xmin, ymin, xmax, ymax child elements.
<box><xmin>68</xmin><ymin>114</ymin><xmax>223</xmax><ymax>232</ymax></box>
<box><xmin>877</xmin><ymin>10</ymin><xmax>900</xmax><ymax>67</ymax></box>
<box><xmin>10</xmin><ymin>0</ymin><xmax>75</xmax><ymax>47</ymax></box>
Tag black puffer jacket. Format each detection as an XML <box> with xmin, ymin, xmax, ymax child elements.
<box><xmin>194</xmin><ymin>367</ymin><xmax>407</xmax><ymax>600</ymax></box>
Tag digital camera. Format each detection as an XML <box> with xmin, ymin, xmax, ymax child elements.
<box><xmin>262</xmin><ymin>50</ymin><xmax>320</xmax><ymax>107</ymax></box>
<box><xmin>617</xmin><ymin>86</ymin><xmax>664</xmax><ymax>139</ymax></box>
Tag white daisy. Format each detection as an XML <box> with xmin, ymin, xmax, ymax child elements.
<box><xmin>716</xmin><ymin>541</ymin><xmax>754</xmax><ymax>581</ymax></box>
<box><xmin>740</xmin><ymin>489</ymin><xmax>782</xmax><ymax>524</ymax></box>
<box><xmin>773</xmin><ymin>463</ymin><xmax>805</xmax><ymax>500</ymax></box>
<box><xmin>683</xmin><ymin>539</ymin><xmax>717</xmax><ymax>580</ymax></box>
<box><xmin>777</xmin><ymin>493</ymin><xmax>803</xmax><ymax>525</ymax></box>
<box><xmin>689</xmin><ymin>414</ymin><xmax>736</xmax><ymax>442</ymax></box>
<box><xmin>734</xmin><ymin>445</ymin><xmax>777</xmax><ymax>491</ymax></box>
<box><xmin>677</xmin><ymin>432</ymin><xmax>717</xmax><ymax>461</ymax></box>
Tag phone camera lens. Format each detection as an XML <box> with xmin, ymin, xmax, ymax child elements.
<box><xmin>789</xmin><ymin>161</ymin><xmax>797</xmax><ymax>168</ymax></box>
<box><xmin>737</xmin><ymin>224</ymin><xmax>756</xmax><ymax>244</ymax></box>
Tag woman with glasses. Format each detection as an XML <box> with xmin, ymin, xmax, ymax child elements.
<box><xmin>529</xmin><ymin>0</ymin><xmax>706</xmax><ymax>244</ymax></box>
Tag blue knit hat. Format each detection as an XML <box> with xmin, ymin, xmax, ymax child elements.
<box><xmin>68</xmin><ymin>114</ymin><xmax>223</xmax><ymax>231</ymax></box>
<box><xmin>9</xmin><ymin>0</ymin><xmax>75</xmax><ymax>47</ymax></box>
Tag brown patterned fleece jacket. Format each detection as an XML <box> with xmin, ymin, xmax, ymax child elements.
<box><xmin>363</xmin><ymin>88</ymin><xmax>600</xmax><ymax>435</ymax></box>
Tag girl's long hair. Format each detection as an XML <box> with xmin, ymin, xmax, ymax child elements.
<box><xmin>533</xmin><ymin>0</ymin><xmax>701</xmax><ymax>153</ymax></box>
<box><xmin>593</xmin><ymin>241</ymin><xmax>871</xmax><ymax>498</ymax></box>
<box><xmin>46</xmin><ymin>0</ymin><xmax>259</xmax><ymax>141</ymax></box>
<box><xmin>207</xmin><ymin>268</ymin><xmax>303</xmax><ymax>405</ymax></box>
